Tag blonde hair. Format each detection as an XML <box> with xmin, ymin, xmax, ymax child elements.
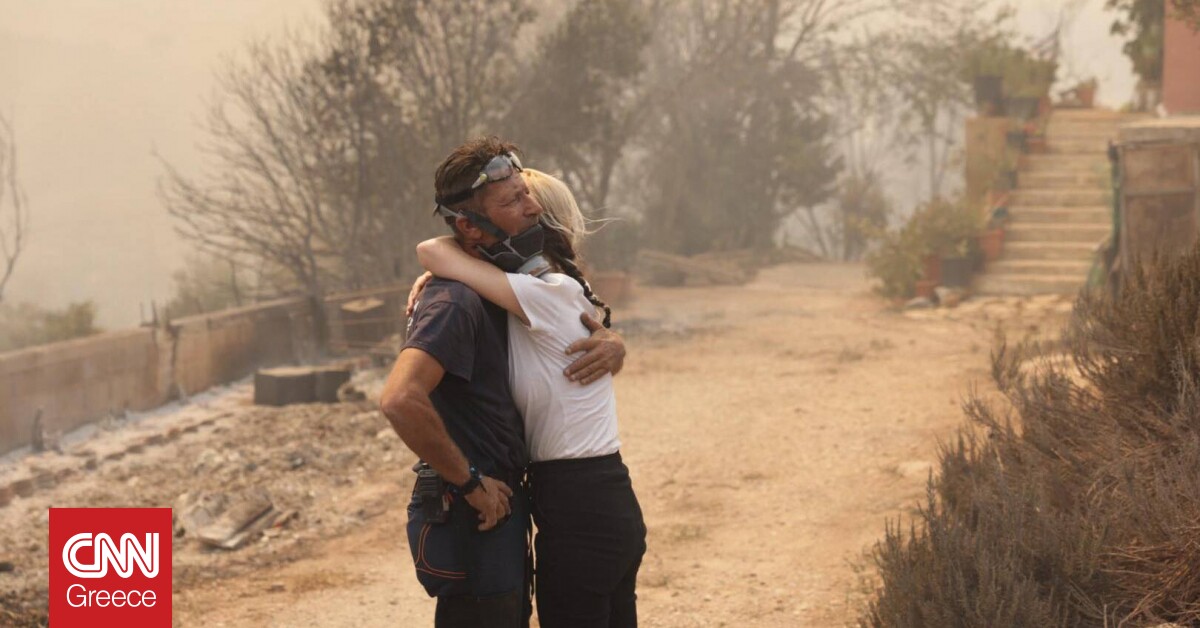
<box><xmin>522</xmin><ymin>169</ymin><xmax>589</xmax><ymax>249</ymax></box>
<box><xmin>520</xmin><ymin>168</ymin><xmax>612</xmax><ymax>328</ymax></box>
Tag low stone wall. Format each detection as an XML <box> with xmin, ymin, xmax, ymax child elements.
<box><xmin>0</xmin><ymin>285</ymin><xmax>408</xmax><ymax>455</ymax></box>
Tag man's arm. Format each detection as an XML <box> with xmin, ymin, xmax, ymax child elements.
<box><xmin>564</xmin><ymin>312</ymin><xmax>627</xmax><ymax>385</ymax></box>
<box><xmin>379</xmin><ymin>347</ymin><xmax>512</xmax><ymax>530</ymax></box>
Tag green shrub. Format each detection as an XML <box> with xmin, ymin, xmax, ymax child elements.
<box><xmin>0</xmin><ymin>300</ymin><xmax>101</xmax><ymax>353</ymax></box>
<box><xmin>866</xmin><ymin>197</ymin><xmax>980</xmax><ymax>299</ymax></box>
<box><xmin>862</xmin><ymin>245</ymin><xmax>1200</xmax><ymax>627</ymax></box>
<box><xmin>865</xmin><ymin>224</ymin><xmax>922</xmax><ymax>300</ymax></box>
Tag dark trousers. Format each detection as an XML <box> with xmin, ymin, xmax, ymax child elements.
<box><xmin>407</xmin><ymin>479</ymin><xmax>531</xmax><ymax>628</ymax></box>
<box><xmin>530</xmin><ymin>453</ymin><xmax>647</xmax><ymax>628</ymax></box>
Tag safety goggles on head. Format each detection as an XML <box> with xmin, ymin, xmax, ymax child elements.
<box><xmin>433</xmin><ymin>152</ymin><xmax>524</xmax><ymax>210</ymax></box>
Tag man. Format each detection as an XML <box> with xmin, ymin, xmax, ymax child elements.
<box><xmin>379</xmin><ymin>136</ymin><xmax>624</xmax><ymax>627</ymax></box>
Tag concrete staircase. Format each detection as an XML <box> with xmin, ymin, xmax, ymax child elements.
<box><xmin>974</xmin><ymin>109</ymin><xmax>1142</xmax><ymax>295</ymax></box>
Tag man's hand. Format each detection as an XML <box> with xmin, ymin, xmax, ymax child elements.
<box><xmin>463</xmin><ymin>476</ymin><xmax>513</xmax><ymax>531</ymax></box>
<box><xmin>564</xmin><ymin>312</ymin><xmax>626</xmax><ymax>385</ymax></box>
<box><xmin>406</xmin><ymin>271</ymin><xmax>434</xmax><ymax>317</ymax></box>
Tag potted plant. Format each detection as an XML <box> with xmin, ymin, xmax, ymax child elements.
<box><xmin>1075</xmin><ymin>78</ymin><xmax>1098</xmax><ymax>108</ymax></box>
<box><xmin>1022</xmin><ymin>120</ymin><xmax>1047</xmax><ymax>154</ymax></box>
<box><xmin>1002</xmin><ymin>48</ymin><xmax>1057</xmax><ymax>120</ymax></box>
<box><xmin>1005</xmin><ymin>128</ymin><xmax>1027</xmax><ymax>152</ymax></box>
<box><xmin>977</xmin><ymin>227</ymin><xmax>1005</xmax><ymax>262</ymax></box>
<box><xmin>964</xmin><ymin>40</ymin><xmax>1009</xmax><ymax>116</ymax></box>
<box><xmin>910</xmin><ymin>197</ymin><xmax>982</xmax><ymax>289</ymax></box>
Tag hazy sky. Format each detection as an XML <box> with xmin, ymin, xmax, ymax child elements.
<box><xmin>0</xmin><ymin>0</ymin><xmax>1135</xmax><ymax>328</ymax></box>
<box><xmin>0</xmin><ymin>0</ymin><xmax>322</xmax><ymax>326</ymax></box>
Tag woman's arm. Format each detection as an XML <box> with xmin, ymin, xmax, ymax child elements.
<box><xmin>416</xmin><ymin>236</ymin><xmax>529</xmax><ymax>325</ymax></box>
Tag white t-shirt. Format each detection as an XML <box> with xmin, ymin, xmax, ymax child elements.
<box><xmin>505</xmin><ymin>272</ymin><xmax>621</xmax><ymax>462</ymax></box>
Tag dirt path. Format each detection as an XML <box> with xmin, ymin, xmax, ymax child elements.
<box><xmin>0</xmin><ymin>262</ymin><xmax>1074</xmax><ymax>627</ymax></box>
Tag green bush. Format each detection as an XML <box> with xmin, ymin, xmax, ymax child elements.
<box><xmin>861</xmin><ymin>245</ymin><xmax>1200</xmax><ymax>627</ymax></box>
<box><xmin>0</xmin><ymin>300</ymin><xmax>101</xmax><ymax>353</ymax></box>
<box><xmin>866</xmin><ymin>197</ymin><xmax>980</xmax><ymax>299</ymax></box>
<box><xmin>866</xmin><ymin>224</ymin><xmax>922</xmax><ymax>300</ymax></box>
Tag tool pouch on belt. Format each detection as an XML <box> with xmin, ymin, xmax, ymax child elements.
<box><xmin>407</xmin><ymin>462</ymin><xmax>473</xmax><ymax>597</ymax></box>
<box><xmin>405</xmin><ymin>463</ymin><xmax>528</xmax><ymax>599</ymax></box>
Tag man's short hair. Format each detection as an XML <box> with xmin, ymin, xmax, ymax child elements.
<box><xmin>434</xmin><ymin>137</ymin><xmax>522</xmax><ymax>219</ymax></box>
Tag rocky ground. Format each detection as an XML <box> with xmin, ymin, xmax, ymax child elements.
<box><xmin>0</xmin><ymin>262</ymin><xmax>1075</xmax><ymax>627</ymax></box>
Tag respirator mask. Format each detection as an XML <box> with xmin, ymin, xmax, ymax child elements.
<box><xmin>432</xmin><ymin>152</ymin><xmax>550</xmax><ymax>275</ymax></box>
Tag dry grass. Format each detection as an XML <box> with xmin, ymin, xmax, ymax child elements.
<box><xmin>861</xmin><ymin>247</ymin><xmax>1200</xmax><ymax>628</ymax></box>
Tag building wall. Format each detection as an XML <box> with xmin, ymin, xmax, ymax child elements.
<box><xmin>1164</xmin><ymin>14</ymin><xmax>1200</xmax><ymax>114</ymax></box>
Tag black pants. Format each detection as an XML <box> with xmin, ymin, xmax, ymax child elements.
<box><xmin>407</xmin><ymin>476</ymin><xmax>531</xmax><ymax>628</ymax></box>
<box><xmin>529</xmin><ymin>453</ymin><xmax>647</xmax><ymax>628</ymax></box>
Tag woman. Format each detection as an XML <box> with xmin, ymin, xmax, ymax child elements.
<box><xmin>415</xmin><ymin>169</ymin><xmax>646</xmax><ymax>628</ymax></box>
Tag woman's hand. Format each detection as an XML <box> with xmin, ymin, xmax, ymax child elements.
<box><xmin>406</xmin><ymin>271</ymin><xmax>433</xmax><ymax>317</ymax></box>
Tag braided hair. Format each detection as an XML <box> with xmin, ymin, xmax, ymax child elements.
<box><xmin>542</xmin><ymin>223</ymin><xmax>612</xmax><ymax>329</ymax></box>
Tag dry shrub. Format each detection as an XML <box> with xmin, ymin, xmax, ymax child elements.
<box><xmin>862</xmin><ymin>246</ymin><xmax>1200</xmax><ymax>628</ymax></box>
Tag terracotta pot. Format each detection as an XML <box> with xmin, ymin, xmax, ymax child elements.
<box><xmin>589</xmin><ymin>271</ymin><xmax>632</xmax><ymax>306</ymax></box>
<box><xmin>915</xmin><ymin>279</ymin><xmax>939</xmax><ymax>300</ymax></box>
<box><xmin>940</xmin><ymin>256</ymin><xmax>973</xmax><ymax>288</ymax></box>
<box><xmin>921</xmin><ymin>254</ymin><xmax>942</xmax><ymax>283</ymax></box>
<box><xmin>1077</xmin><ymin>85</ymin><xmax>1096</xmax><ymax>108</ymax></box>
<box><xmin>978</xmin><ymin>229</ymin><xmax>1005</xmax><ymax>262</ymax></box>
<box><xmin>1037</xmin><ymin>95</ymin><xmax>1052</xmax><ymax>118</ymax></box>
<box><xmin>1025</xmin><ymin>135</ymin><xmax>1047</xmax><ymax>154</ymax></box>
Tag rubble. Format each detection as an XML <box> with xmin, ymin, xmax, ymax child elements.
<box><xmin>0</xmin><ymin>368</ymin><xmax>407</xmax><ymax>615</ymax></box>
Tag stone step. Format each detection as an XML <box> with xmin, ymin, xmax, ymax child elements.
<box><xmin>1051</xmin><ymin>121</ymin><xmax>1123</xmax><ymax>133</ymax></box>
<box><xmin>974</xmin><ymin>272</ymin><xmax>1087</xmax><ymax>296</ymax></box>
<box><xmin>1048</xmin><ymin>139</ymin><xmax>1113</xmax><ymax>154</ymax></box>
<box><xmin>1051</xmin><ymin>108</ymin><xmax>1141</xmax><ymax>121</ymax></box>
<box><xmin>987</xmin><ymin>259</ymin><xmax>1092</xmax><ymax>276</ymax></box>
<box><xmin>1010</xmin><ymin>188</ymin><xmax>1110</xmax><ymax>206</ymax></box>
<box><xmin>1007</xmin><ymin>205</ymin><xmax>1110</xmax><ymax>224</ymax></box>
<box><xmin>1003</xmin><ymin>241</ymin><xmax>1097</xmax><ymax>261</ymax></box>
<box><xmin>1022</xmin><ymin>154</ymin><xmax>1108</xmax><ymax>174</ymax></box>
<box><xmin>1006</xmin><ymin>222</ymin><xmax>1109</xmax><ymax>243</ymax></box>
<box><xmin>1046</xmin><ymin>127</ymin><xmax>1121</xmax><ymax>140</ymax></box>
<box><xmin>1018</xmin><ymin>171</ymin><xmax>1109</xmax><ymax>188</ymax></box>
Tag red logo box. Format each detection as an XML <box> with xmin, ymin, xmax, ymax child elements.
<box><xmin>50</xmin><ymin>508</ymin><xmax>172</xmax><ymax>627</ymax></box>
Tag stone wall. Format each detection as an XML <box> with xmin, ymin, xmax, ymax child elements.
<box><xmin>0</xmin><ymin>285</ymin><xmax>407</xmax><ymax>455</ymax></box>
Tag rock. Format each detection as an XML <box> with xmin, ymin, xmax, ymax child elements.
<box><xmin>904</xmin><ymin>297</ymin><xmax>935</xmax><ymax>310</ymax></box>
<box><xmin>314</xmin><ymin>366</ymin><xmax>353</xmax><ymax>403</ymax></box>
<box><xmin>896</xmin><ymin>460</ymin><xmax>934</xmax><ymax>480</ymax></box>
<box><xmin>0</xmin><ymin>561</ymin><xmax>13</xmax><ymax>573</ymax></box>
<box><xmin>191</xmin><ymin>488</ymin><xmax>279</xmax><ymax>550</ymax></box>
<box><xmin>934</xmin><ymin>287</ymin><xmax>965</xmax><ymax>308</ymax></box>
<box><xmin>268</xmin><ymin>582</ymin><xmax>286</xmax><ymax>593</ymax></box>
<box><xmin>10</xmin><ymin>477</ymin><xmax>34</xmax><ymax>499</ymax></box>
<box><xmin>254</xmin><ymin>367</ymin><xmax>317</xmax><ymax>407</ymax></box>
<box><xmin>336</xmin><ymin>381</ymin><xmax>367</xmax><ymax>402</ymax></box>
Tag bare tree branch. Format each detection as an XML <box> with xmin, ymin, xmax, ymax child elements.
<box><xmin>0</xmin><ymin>112</ymin><xmax>29</xmax><ymax>303</ymax></box>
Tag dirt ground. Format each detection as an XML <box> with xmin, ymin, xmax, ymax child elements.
<box><xmin>0</xmin><ymin>262</ymin><xmax>1074</xmax><ymax>627</ymax></box>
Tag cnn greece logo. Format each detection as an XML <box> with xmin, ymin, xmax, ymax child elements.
<box><xmin>63</xmin><ymin>532</ymin><xmax>160</xmax><ymax>579</ymax></box>
<box><xmin>50</xmin><ymin>508</ymin><xmax>172</xmax><ymax>627</ymax></box>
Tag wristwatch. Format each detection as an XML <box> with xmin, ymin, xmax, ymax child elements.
<box><xmin>456</xmin><ymin>465</ymin><xmax>484</xmax><ymax>496</ymax></box>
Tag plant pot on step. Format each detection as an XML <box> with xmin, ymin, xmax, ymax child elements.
<box><xmin>1005</xmin><ymin>130</ymin><xmax>1027</xmax><ymax>152</ymax></box>
<box><xmin>914</xmin><ymin>279</ymin><xmax>939</xmax><ymax>300</ymax></box>
<box><xmin>1005</xmin><ymin>96</ymin><xmax>1040</xmax><ymax>121</ymax></box>
<box><xmin>972</xmin><ymin>75</ymin><xmax>1003</xmax><ymax>115</ymax></box>
<box><xmin>921</xmin><ymin>253</ymin><xmax>942</xmax><ymax>284</ymax></box>
<box><xmin>978</xmin><ymin>228</ymin><xmax>1004</xmax><ymax>263</ymax></box>
<box><xmin>940</xmin><ymin>256</ymin><xmax>973</xmax><ymax>288</ymax></box>
<box><xmin>1077</xmin><ymin>84</ymin><xmax>1097</xmax><ymax>108</ymax></box>
<box><xmin>1025</xmin><ymin>134</ymin><xmax>1047</xmax><ymax>154</ymax></box>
